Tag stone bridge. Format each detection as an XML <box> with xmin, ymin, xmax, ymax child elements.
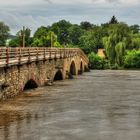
<box><xmin>0</xmin><ymin>47</ymin><xmax>89</xmax><ymax>100</ymax></box>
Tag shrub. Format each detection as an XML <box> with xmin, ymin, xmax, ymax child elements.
<box><xmin>124</xmin><ymin>50</ymin><xmax>140</xmax><ymax>68</ymax></box>
<box><xmin>88</xmin><ymin>52</ymin><xmax>109</xmax><ymax>69</ymax></box>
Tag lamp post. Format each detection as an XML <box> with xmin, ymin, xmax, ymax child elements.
<box><xmin>51</xmin><ymin>32</ymin><xmax>53</xmax><ymax>48</ymax></box>
<box><xmin>22</xmin><ymin>26</ymin><xmax>25</xmax><ymax>48</ymax></box>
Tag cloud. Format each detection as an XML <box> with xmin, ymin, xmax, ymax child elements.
<box><xmin>0</xmin><ymin>0</ymin><xmax>139</xmax><ymax>5</ymax></box>
<box><xmin>91</xmin><ymin>0</ymin><xmax>140</xmax><ymax>5</ymax></box>
<box><xmin>44</xmin><ymin>0</ymin><xmax>53</xmax><ymax>4</ymax></box>
<box><xmin>0</xmin><ymin>0</ymin><xmax>140</xmax><ymax>35</ymax></box>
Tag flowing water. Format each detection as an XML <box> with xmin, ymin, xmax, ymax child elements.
<box><xmin>0</xmin><ymin>70</ymin><xmax>140</xmax><ymax>140</ymax></box>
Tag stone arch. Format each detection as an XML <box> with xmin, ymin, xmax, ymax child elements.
<box><xmin>24</xmin><ymin>79</ymin><xmax>38</xmax><ymax>90</ymax></box>
<box><xmin>70</xmin><ymin>61</ymin><xmax>76</xmax><ymax>75</ymax></box>
<box><xmin>53</xmin><ymin>70</ymin><xmax>63</xmax><ymax>81</ymax></box>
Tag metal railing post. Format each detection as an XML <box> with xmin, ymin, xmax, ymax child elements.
<box><xmin>28</xmin><ymin>48</ymin><xmax>30</xmax><ymax>63</ymax></box>
<box><xmin>6</xmin><ymin>47</ymin><xmax>9</xmax><ymax>65</ymax></box>
<box><xmin>36</xmin><ymin>48</ymin><xmax>38</xmax><ymax>60</ymax></box>
<box><xmin>17</xmin><ymin>47</ymin><xmax>21</xmax><ymax>64</ymax></box>
<box><xmin>55</xmin><ymin>49</ymin><xmax>57</xmax><ymax>59</ymax></box>
<box><xmin>49</xmin><ymin>48</ymin><xmax>52</xmax><ymax>59</ymax></box>
<box><xmin>43</xmin><ymin>48</ymin><xmax>45</xmax><ymax>60</ymax></box>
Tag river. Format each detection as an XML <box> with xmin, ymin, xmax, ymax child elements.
<box><xmin>0</xmin><ymin>70</ymin><xmax>140</xmax><ymax>140</ymax></box>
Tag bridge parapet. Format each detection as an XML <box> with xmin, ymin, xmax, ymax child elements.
<box><xmin>0</xmin><ymin>47</ymin><xmax>88</xmax><ymax>67</ymax></box>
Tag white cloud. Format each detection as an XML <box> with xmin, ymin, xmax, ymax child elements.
<box><xmin>0</xmin><ymin>0</ymin><xmax>140</xmax><ymax>35</ymax></box>
<box><xmin>0</xmin><ymin>0</ymin><xmax>45</xmax><ymax>6</ymax></box>
<box><xmin>90</xmin><ymin>0</ymin><xmax>140</xmax><ymax>6</ymax></box>
<box><xmin>119</xmin><ymin>0</ymin><xmax>140</xmax><ymax>5</ymax></box>
<box><xmin>0</xmin><ymin>0</ymin><xmax>139</xmax><ymax>5</ymax></box>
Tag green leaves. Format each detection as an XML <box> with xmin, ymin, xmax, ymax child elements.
<box><xmin>115</xmin><ymin>42</ymin><xmax>126</xmax><ymax>66</ymax></box>
<box><xmin>8</xmin><ymin>38</ymin><xmax>18</xmax><ymax>47</ymax></box>
<box><xmin>79</xmin><ymin>26</ymin><xmax>104</xmax><ymax>54</ymax></box>
<box><xmin>103</xmin><ymin>23</ymin><xmax>130</xmax><ymax>66</ymax></box>
<box><xmin>109</xmin><ymin>16</ymin><xmax>118</xmax><ymax>24</ymax></box>
<box><xmin>32</xmin><ymin>31</ymin><xmax>59</xmax><ymax>47</ymax></box>
<box><xmin>51</xmin><ymin>20</ymin><xmax>72</xmax><ymax>45</ymax></box>
<box><xmin>124</xmin><ymin>50</ymin><xmax>140</xmax><ymax>68</ymax></box>
<box><xmin>0</xmin><ymin>22</ymin><xmax>10</xmax><ymax>46</ymax></box>
<box><xmin>8</xmin><ymin>27</ymin><xmax>32</xmax><ymax>47</ymax></box>
<box><xmin>34</xmin><ymin>26</ymin><xmax>49</xmax><ymax>39</ymax></box>
<box><xmin>88</xmin><ymin>52</ymin><xmax>108</xmax><ymax>69</ymax></box>
<box><xmin>68</xmin><ymin>25</ymin><xmax>84</xmax><ymax>45</ymax></box>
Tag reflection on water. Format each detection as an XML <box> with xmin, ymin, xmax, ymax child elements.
<box><xmin>0</xmin><ymin>70</ymin><xmax>140</xmax><ymax>140</ymax></box>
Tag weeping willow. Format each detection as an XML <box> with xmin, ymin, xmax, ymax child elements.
<box><xmin>103</xmin><ymin>23</ymin><xmax>131</xmax><ymax>67</ymax></box>
<box><xmin>115</xmin><ymin>42</ymin><xmax>126</xmax><ymax>66</ymax></box>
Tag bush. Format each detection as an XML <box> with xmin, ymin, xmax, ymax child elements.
<box><xmin>88</xmin><ymin>52</ymin><xmax>109</xmax><ymax>69</ymax></box>
<box><xmin>124</xmin><ymin>50</ymin><xmax>140</xmax><ymax>68</ymax></box>
<box><xmin>110</xmin><ymin>63</ymin><xmax>119</xmax><ymax>70</ymax></box>
<box><xmin>8</xmin><ymin>39</ymin><xmax>18</xmax><ymax>47</ymax></box>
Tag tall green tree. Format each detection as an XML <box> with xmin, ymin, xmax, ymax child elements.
<box><xmin>68</xmin><ymin>24</ymin><xmax>84</xmax><ymax>45</ymax></box>
<box><xmin>16</xmin><ymin>27</ymin><xmax>32</xmax><ymax>47</ymax></box>
<box><xmin>124</xmin><ymin>50</ymin><xmax>140</xmax><ymax>68</ymax></box>
<box><xmin>103</xmin><ymin>23</ymin><xmax>131</xmax><ymax>65</ymax></box>
<box><xmin>130</xmin><ymin>33</ymin><xmax>140</xmax><ymax>50</ymax></box>
<box><xmin>109</xmin><ymin>15</ymin><xmax>118</xmax><ymax>24</ymax></box>
<box><xmin>115</xmin><ymin>42</ymin><xmax>126</xmax><ymax>66</ymax></box>
<box><xmin>32</xmin><ymin>30</ymin><xmax>61</xmax><ymax>47</ymax></box>
<box><xmin>130</xmin><ymin>25</ymin><xmax>140</xmax><ymax>34</ymax></box>
<box><xmin>79</xmin><ymin>26</ymin><xmax>105</xmax><ymax>54</ymax></box>
<box><xmin>80</xmin><ymin>21</ymin><xmax>93</xmax><ymax>30</ymax></box>
<box><xmin>0</xmin><ymin>22</ymin><xmax>10</xmax><ymax>46</ymax></box>
<box><xmin>34</xmin><ymin>26</ymin><xmax>49</xmax><ymax>39</ymax></box>
<box><xmin>51</xmin><ymin>20</ymin><xmax>72</xmax><ymax>45</ymax></box>
<box><xmin>8</xmin><ymin>38</ymin><xmax>18</xmax><ymax>47</ymax></box>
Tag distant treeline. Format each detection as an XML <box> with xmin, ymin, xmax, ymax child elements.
<box><xmin>0</xmin><ymin>16</ymin><xmax>140</xmax><ymax>69</ymax></box>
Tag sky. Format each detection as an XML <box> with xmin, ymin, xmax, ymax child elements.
<box><xmin>0</xmin><ymin>0</ymin><xmax>140</xmax><ymax>35</ymax></box>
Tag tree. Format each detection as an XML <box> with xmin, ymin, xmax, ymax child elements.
<box><xmin>51</xmin><ymin>20</ymin><xmax>72</xmax><ymax>45</ymax></box>
<box><xmin>34</xmin><ymin>26</ymin><xmax>49</xmax><ymax>39</ymax></box>
<box><xmin>80</xmin><ymin>21</ymin><xmax>93</xmax><ymax>30</ymax></box>
<box><xmin>0</xmin><ymin>22</ymin><xmax>10</xmax><ymax>46</ymax></box>
<box><xmin>103</xmin><ymin>36</ymin><xmax>116</xmax><ymax>64</ymax></box>
<box><xmin>68</xmin><ymin>24</ymin><xmax>84</xmax><ymax>45</ymax></box>
<box><xmin>109</xmin><ymin>15</ymin><xmax>118</xmax><ymax>24</ymax></box>
<box><xmin>8</xmin><ymin>39</ymin><xmax>18</xmax><ymax>47</ymax></box>
<box><xmin>16</xmin><ymin>27</ymin><xmax>32</xmax><ymax>47</ymax></box>
<box><xmin>41</xmin><ymin>31</ymin><xmax>58</xmax><ymax>47</ymax></box>
<box><xmin>103</xmin><ymin>23</ymin><xmax>131</xmax><ymax>66</ymax></box>
<box><xmin>32</xmin><ymin>30</ymin><xmax>61</xmax><ymax>47</ymax></box>
<box><xmin>130</xmin><ymin>25</ymin><xmax>140</xmax><ymax>34</ymax></box>
<box><xmin>79</xmin><ymin>26</ymin><xmax>105</xmax><ymax>54</ymax></box>
<box><xmin>130</xmin><ymin>33</ymin><xmax>140</xmax><ymax>50</ymax></box>
<box><xmin>115</xmin><ymin>42</ymin><xmax>126</xmax><ymax>66</ymax></box>
<box><xmin>124</xmin><ymin>50</ymin><xmax>140</xmax><ymax>68</ymax></box>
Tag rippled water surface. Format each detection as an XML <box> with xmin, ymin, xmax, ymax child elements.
<box><xmin>0</xmin><ymin>70</ymin><xmax>140</xmax><ymax>140</ymax></box>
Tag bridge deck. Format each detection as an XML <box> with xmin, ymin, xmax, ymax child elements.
<box><xmin>0</xmin><ymin>47</ymin><xmax>88</xmax><ymax>67</ymax></box>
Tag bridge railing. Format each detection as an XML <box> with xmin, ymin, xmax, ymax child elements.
<box><xmin>0</xmin><ymin>47</ymin><xmax>88</xmax><ymax>67</ymax></box>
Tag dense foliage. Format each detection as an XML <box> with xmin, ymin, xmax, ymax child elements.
<box><xmin>1</xmin><ymin>16</ymin><xmax>140</xmax><ymax>69</ymax></box>
<box><xmin>0</xmin><ymin>22</ymin><xmax>10</xmax><ymax>46</ymax></box>
<box><xmin>124</xmin><ymin>50</ymin><xmax>140</xmax><ymax>68</ymax></box>
<box><xmin>88</xmin><ymin>52</ymin><xmax>109</xmax><ymax>69</ymax></box>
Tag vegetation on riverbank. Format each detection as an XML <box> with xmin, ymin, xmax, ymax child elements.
<box><xmin>0</xmin><ymin>16</ymin><xmax>140</xmax><ymax>69</ymax></box>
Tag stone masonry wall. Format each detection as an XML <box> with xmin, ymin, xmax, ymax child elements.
<box><xmin>0</xmin><ymin>55</ymin><xmax>88</xmax><ymax>101</ymax></box>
